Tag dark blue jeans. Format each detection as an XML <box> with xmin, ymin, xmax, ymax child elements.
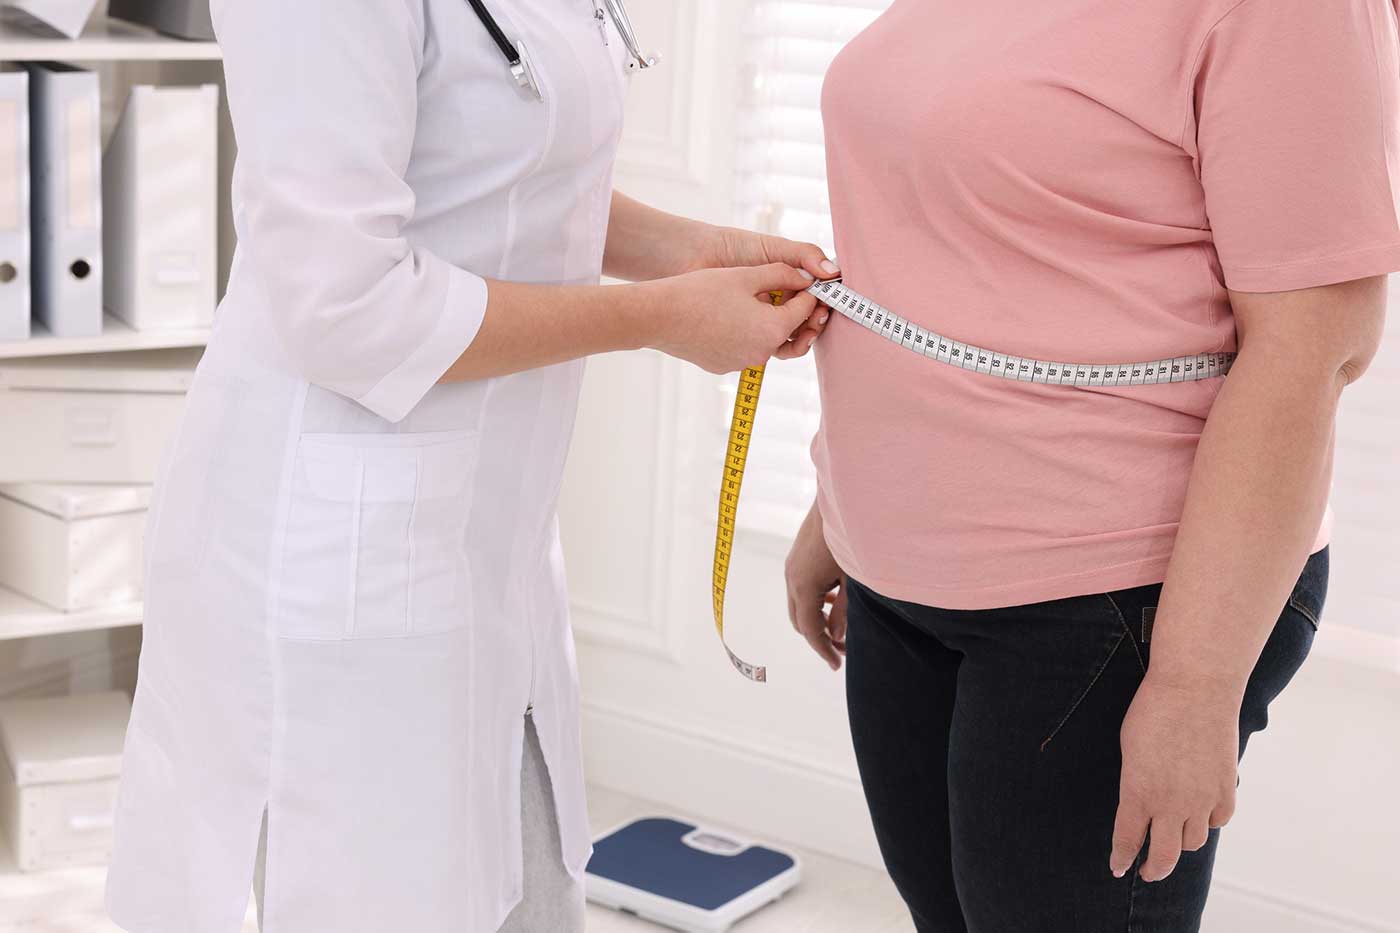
<box><xmin>844</xmin><ymin>548</ymin><xmax>1327</xmax><ymax>933</ymax></box>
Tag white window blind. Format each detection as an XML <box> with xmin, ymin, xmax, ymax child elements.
<box><xmin>726</xmin><ymin>0</ymin><xmax>889</xmax><ymax>538</ymax></box>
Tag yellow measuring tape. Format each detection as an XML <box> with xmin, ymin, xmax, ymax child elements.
<box><xmin>711</xmin><ymin>291</ymin><xmax>785</xmax><ymax>683</ymax></box>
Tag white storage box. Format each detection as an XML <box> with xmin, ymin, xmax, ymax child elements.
<box><xmin>0</xmin><ymin>483</ymin><xmax>150</xmax><ymax>611</ymax></box>
<box><xmin>0</xmin><ymin>347</ymin><xmax>199</xmax><ymax>483</ymax></box>
<box><xmin>0</xmin><ymin>690</ymin><xmax>130</xmax><ymax>872</ymax></box>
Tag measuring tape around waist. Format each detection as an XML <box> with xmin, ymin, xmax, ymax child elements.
<box><xmin>711</xmin><ymin>279</ymin><xmax>1236</xmax><ymax>682</ymax></box>
<box><xmin>809</xmin><ymin>278</ymin><xmax>1237</xmax><ymax>386</ymax></box>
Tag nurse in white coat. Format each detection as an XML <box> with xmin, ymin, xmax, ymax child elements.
<box><xmin>104</xmin><ymin>1</ymin><xmax>836</xmax><ymax>931</ymax></box>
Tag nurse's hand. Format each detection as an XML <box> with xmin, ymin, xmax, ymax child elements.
<box><xmin>701</xmin><ymin>228</ymin><xmax>841</xmax><ymax>355</ymax></box>
<box><xmin>703</xmin><ymin>226</ymin><xmax>840</xmax><ymax>283</ymax></box>
<box><xmin>649</xmin><ymin>264</ymin><xmax>824</xmax><ymax>373</ymax></box>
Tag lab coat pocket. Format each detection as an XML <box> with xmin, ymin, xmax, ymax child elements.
<box><xmin>274</xmin><ymin>430</ymin><xmax>479</xmax><ymax>641</ymax></box>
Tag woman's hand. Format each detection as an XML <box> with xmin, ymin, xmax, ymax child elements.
<box><xmin>696</xmin><ymin>227</ymin><xmax>841</xmax><ymax>357</ymax></box>
<box><xmin>784</xmin><ymin>500</ymin><xmax>847</xmax><ymax>671</ymax></box>
<box><xmin>1110</xmin><ymin>674</ymin><xmax>1242</xmax><ymax>882</ymax></box>
<box><xmin>646</xmin><ymin>264</ymin><xmax>822</xmax><ymax>373</ymax></box>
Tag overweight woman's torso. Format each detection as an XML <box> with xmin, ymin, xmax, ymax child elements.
<box><xmin>811</xmin><ymin>0</ymin><xmax>1397</xmax><ymax>609</ymax></box>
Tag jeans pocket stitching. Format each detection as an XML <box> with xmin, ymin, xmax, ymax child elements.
<box><xmin>1287</xmin><ymin>592</ymin><xmax>1322</xmax><ymax>631</ymax></box>
<box><xmin>1040</xmin><ymin>630</ymin><xmax>1127</xmax><ymax>752</ymax></box>
<box><xmin>1103</xmin><ymin>592</ymin><xmax>1146</xmax><ymax>673</ymax></box>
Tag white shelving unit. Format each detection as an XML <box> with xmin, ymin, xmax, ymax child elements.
<box><xmin>0</xmin><ymin>11</ymin><xmax>224</xmax><ymax>659</ymax></box>
<box><xmin>0</xmin><ymin>586</ymin><xmax>141</xmax><ymax>642</ymax></box>
<box><xmin>0</xmin><ymin>312</ymin><xmax>210</xmax><ymax>360</ymax></box>
<box><xmin>0</xmin><ymin>9</ymin><xmax>221</xmax><ymax>62</ymax></box>
<box><xmin>0</xmin><ymin>8</ymin><xmax>227</xmax><ymax>921</ymax></box>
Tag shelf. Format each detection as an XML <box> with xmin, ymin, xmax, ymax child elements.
<box><xmin>0</xmin><ymin>313</ymin><xmax>211</xmax><ymax>360</ymax></box>
<box><xmin>0</xmin><ymin>11</ymin><xmax>221</xmax><ymax>62</ymax></box>
<box><xmin>0</xmin><ymin>586</ymin><xmax>141</xmax><ymax>641</ymax></box>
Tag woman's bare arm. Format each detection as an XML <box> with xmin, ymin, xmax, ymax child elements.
<box><xmin>1110</xmin><ymin>275</ymin><xmax>1387</xmax><ymax>883</ymax></box>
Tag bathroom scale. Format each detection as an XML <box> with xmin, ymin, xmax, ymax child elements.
<box><xmin>585</xmin><ymin>817</ymin><xmax>801</xmax><ymax>932</ymax></box>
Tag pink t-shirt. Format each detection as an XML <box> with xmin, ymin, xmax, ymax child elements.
<box><xmin>813</xmin><ymin>0</ymin><xmax>1400</xmax><ymax>609</ymax></box>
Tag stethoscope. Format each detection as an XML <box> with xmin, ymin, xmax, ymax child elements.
<box><xmin>465</xmin><ymin>0</ymin><xmax>658</xmax><ymax>101</ymax></box>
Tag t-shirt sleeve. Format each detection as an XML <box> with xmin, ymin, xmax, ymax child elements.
<box><xmin>1188</xmin><ymin>0</ymin><xmax>1400</xmax><ymax>293</ymax></box>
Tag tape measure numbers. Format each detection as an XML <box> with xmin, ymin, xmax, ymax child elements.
<box><xmin>711</xmin><ymin>279</ymin><xmax>1236</xmax><ymax>681</ymax></box>
<box><xmin>809</xmin><ymin>279</ymin><xmax>1237</xmax><ymax>387</ymax></box>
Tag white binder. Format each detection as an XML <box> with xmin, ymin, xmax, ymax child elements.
<box><xmin>27</xmin><ymin>62</ymin><xmax>102</xmax><ymax>338</ymax></box>
<box><xmin>103</xmin><ymin>84</ymin><xmax>219</xmax><ymax>332</ymax></box>
<box><xmin>0</xmin><ymin>72</ymin><xmax>30</xmax><ymax>342</ymax></box>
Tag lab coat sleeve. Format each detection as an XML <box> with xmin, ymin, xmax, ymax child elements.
<box><xmin>211</xmin><ymin>0</ymin><xmax>488</xmax><ymax>423</ymax></box>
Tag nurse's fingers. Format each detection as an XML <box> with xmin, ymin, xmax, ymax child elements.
<box><xmin>772</xmin><ymin>239</ymin><xmax>839</xmax><ymax>282</ymax></box>
<box><xmin>745</xmin><ymin>262</ymin><xmax>817</xmax><ymax>296</ymax></box>
<box><xmin>774</xmin><ymin>300</ymin><xmax>831</xmax><ymax>360</ymax></box>
<box><xmin>767</xmin><ymin>292</ymin><xmax>820</xmax><ymax>358</ymax></box>
<box><xmin>774</xmin><ymin>330</ymin><xmax>819</xmax><ymax>360</ymax></box>
<box><xmin>773</xmin><ymin>290</ymin><xmax>820</xmax><ymax>329</ymax></box>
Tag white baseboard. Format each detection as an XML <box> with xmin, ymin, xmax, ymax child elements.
<box><xmin>582</xmin><ymin>700</ymin><xmax>1396</xmax><ymax>931</ymax></box>
<box><xmin>1206</xmin><ymin>878</ymin><xmax>1398</xmax><ymax>933</ymax></box>
<box><xmin>581</xmin><ymin>698</ymin><xmax>885</xmax><ymax>869</ymax></box>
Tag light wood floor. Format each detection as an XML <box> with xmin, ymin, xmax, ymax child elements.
<box><xmin>0</xmin><ymin>784</ymin><xmax>913</xmax><ymax>933</ymax></box>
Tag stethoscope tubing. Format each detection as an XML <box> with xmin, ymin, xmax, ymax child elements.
<box><xmin>466</xmin><ymin>0</ymin><xmax>653</xmax><ymax>76</ymax></box>
<box><xmin>465</xmin><ymin>0</ymin><xmax>524</xmax><ymax>66</ymax></box>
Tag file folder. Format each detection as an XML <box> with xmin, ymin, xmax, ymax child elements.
<box><xmin>27</xmin><ymin>62</ymin><xmax>102</xmax><ymax>338</ymax></box>
<box><xmin>7</xmin><ymin>1</ymin><xmax>103</xmax><ymax>40</ymax></box>
<box><xmin>107</xmin><ymin>0</ymin><xmax>215</xmax><ymax>41</ymax></box>
<box><xmin>0</xmin><ymin>73</ymin><xmax>30</xmax><ymax>343</ymax></box>
<box><xmin>103</xmin><ymin>84</ymin><xmax>219</xmax><ymax>332</ymax></box>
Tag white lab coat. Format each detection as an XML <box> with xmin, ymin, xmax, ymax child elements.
<box><xmin>104</xmin><ymin>0</ymin><xmax>628</xmax><ymax>930</ymax></box>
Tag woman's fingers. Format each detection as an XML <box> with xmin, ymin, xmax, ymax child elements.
<box><xmin>746</xmin><ymin>261</ymin><xmax>817</xmax><ymax>295</ymax></box>
<box><xmin>1182</xmin><ymin>816</ymin><xmax>1211</xmax><ymax>853</ymax></box>
<box><xmin>1139</xmin><ymin>817</ymin><xmax>1186</xmax><ymax>882</ymax></box>
<box><xmin>1109</xmin><ymin>798</ymin><xmax>1149</xmax><ymax>878</ymax></box>
<box><xmin>829</xmin><ymin>582</ymin><xmax>848</xmax><ymax>654</ymax></box>
<box><xmin>1208</xmin><ymin>793</ymin><xmax>1235</xmax><ymax>829</ymax></box>
<box><xmin>792</xmin><ymin>588</ymin><xmax>842</xmax><ymax>671</ymax></box>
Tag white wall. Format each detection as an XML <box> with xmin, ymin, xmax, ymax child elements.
<box><xmin>569</xmin><ymin>3</ymin><xmax>1400</xmax><ymax>931</ymax></box>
